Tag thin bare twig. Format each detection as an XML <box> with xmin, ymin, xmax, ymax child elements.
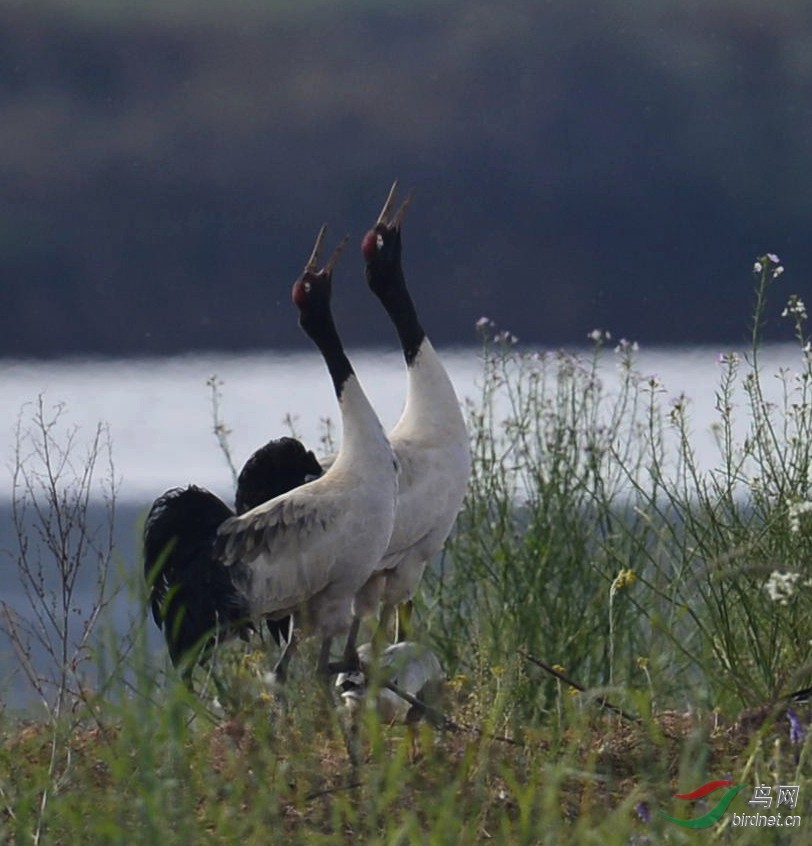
<box><xmin>207</xmin><ymin>375</ymin><xmax>239</xmax><ymax>488</ymax></box>
<box><xmin>383</xmin><ymin>681</ymin><xmax>524</xmax><ymax>746</ymax></box>
<box><xmin>519</xmin><ymin>650</ymin><xmax>640</xmax><ymax>724</ymax></box>
<box><xmin>303</xmin><ymin>780</ymin><xmax>362</xmax><ymax>802</ymax></box>
<box><xmin>2</xmin><ymin>397</ymin><xmax>119</xmax><ymax>843</ymax></box>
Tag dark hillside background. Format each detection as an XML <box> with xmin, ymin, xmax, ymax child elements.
<box><xmin>2</xmin><ymin>0</ymin><xmax>811</xmax><ymax>357</ymax></box>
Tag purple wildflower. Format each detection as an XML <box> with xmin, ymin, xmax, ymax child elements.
<box><xmin>787</xmin><ymin>708</ymin><xmax>805</xmax><ymax>745</ymax></box>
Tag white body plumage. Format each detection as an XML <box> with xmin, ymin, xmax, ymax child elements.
<box><xmin>381</xmin><ymin>339</ymin><xmax>470</xmax><ymax>605</ymax></box>
<box><xmin>218</xmin><ymin>376</ymin><xmax>398</xmax><ymax>643</ymax></box>
<box><xmin>336</xmin><ymin>640</ymin><xmax>445</xmax><ymax>724</ymax></box>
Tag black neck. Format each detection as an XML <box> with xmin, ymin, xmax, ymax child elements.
<box><xmin>369</xmin><ymin>268</ymin><xmax>426</xmax><ymax>366</ymax></box>
<box><xmin>300</xmin><ymin>311</ymin><xmax>353</xmax><ymax>397</ymax></box>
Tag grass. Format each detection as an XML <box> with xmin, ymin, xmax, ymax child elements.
<box><xmin>2</xmin><ymin>254</ymin><xmax>812</xmax><ymax>843</ymax></box>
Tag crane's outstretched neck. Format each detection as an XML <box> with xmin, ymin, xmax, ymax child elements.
<box><xmin>300</xmin><ymin>301</ymin><xmax>354</xmax><ymax>399</ymax></box>
<box><xmin>293</xmin><ymin>229</ymin><xmax>392</xmax><ymax>470</ymax></box>
<box><xmin>371</xmin><ymin>266</ymin><xmax>426</xmax><ymax>367</ymax></box>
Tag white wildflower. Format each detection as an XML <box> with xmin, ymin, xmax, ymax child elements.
<box><xmin>614</xmin><ymin>338</ymin><xmax>640</xmax><ymax>353</ymax></box>
<box><xmin>781</xmin><ymin>295</ymin><xmax>807</xmax><ymax>321</ymax></box>
<box><xmin>788</xmin><ymin>499</ymin><xmax>812</xmax><ymax>533</ymax></box>
<box><xmin>755</xmin><ymin>254</ymin><xmax>783</xmax><ymax>277</ymax></box>
<box><xmin>764</xmin><ymin>570</ymin><xmax>801</xmax><ymax>605</ymax></box>
<box><xmin>494</xmin><ymin>330</ymin><xmax>518</xmax><ymax>345</ymax></box>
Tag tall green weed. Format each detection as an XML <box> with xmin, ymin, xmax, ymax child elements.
<box><xmin>429</xmin><ymin>254</ymin><xmax>812</xmax><ymax>719</ymax></box>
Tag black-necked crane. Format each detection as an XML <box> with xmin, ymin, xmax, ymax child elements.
<box><xmin>335</xmin><ymin>640</ymin><xmax>446</xmax><ymax>726</ymax></box>
<box><xmin>215</xmin><ymin>227</ymin><xmax>399</xmax><ymax>681</ymax></box>
<box><xmin>335</xmin><ymin>639</ymin><xmax>446</xmax><ymax>764</ymax></box>
<box><xmin>354</xmin><ymin>183</ymin><xmax>471</xmax><ymax>642</ymax></box>
<box><xmin>143</xmin><ymin>436</ymin><xmax>323</xmax><ymax>682</ymax></box>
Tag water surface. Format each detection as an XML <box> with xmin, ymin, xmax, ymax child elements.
<box><xmin>1</xmin><ymin>344</ymin><xmax>805</xmax><ymax>505</ymax></box>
